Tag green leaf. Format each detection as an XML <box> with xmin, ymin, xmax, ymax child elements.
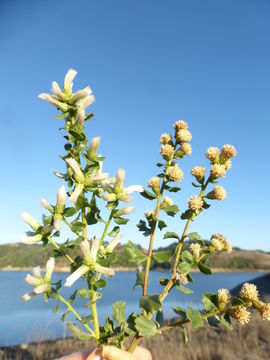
<box><xmin>198</xmin><ymin>261</ymin><xmax>212</xmax><ymax>275</ymax></box>
<box><xmin>69</xmin><ymin>128</ymin><xmax>86</xmax><ymax>141</ymax></box>
<box><xmin>181</xmin><ymin>250</ymin><xmax>194</xmax><ymax>262</ymax></box>
<box><xmin>86</xmin><ymin>198</ymin><xmax>101</xmax><ymax>225</ymax></box>
<box><xmin>61</xmin><ymin>310</ymin><xmax>71</xmax><ymax>322</ymax></box>
<box><xmin>176</xmin><ymin>285</ymin><xmax>193</xmax><ymax>295</ymax></box>
<box><xmin>202</xmin><ymin>200</ymin><xmax>211</xmax><ymax>209</ymax></box>
<box><xmin>85</xmin><ymin>112</ymin><xmax>94</xmax><ymax>121</ymax></box>
<box><xmin>156</xmin><ymin>310</ymin><xmax>164</xmax><ymax>327</ymax></box>
<box><xmin>192</xmin><ymin>182</ymin><xmax>202</xmax><ymax>188</ymax></box>
<box><xmin>220</xmin><ymin>314</ymin><xmax>233</xmax><ymax>331</ymax></box>
<box><xmin>177</xmin><ymin>262</ymin><xmax>193</xmax><ymax>275</ymax></box>
<box><xmin>139</xmin><ymin>295</ymin><xmax>162</xmax><ymax>313</ymax></box>
<box><xmin>113</xmin><ymin>301</ymin><xmax>126</xmax><ymax>324</ymax></box>
<box><xmin>164</xmin><ymin>231</ymin><xmax>180</xmax><ymax>240</ymax></box>
<box><xmin>94</xmin><ymin>279</ymin><xmax>107</xmax><ymax>289</ymax></box>
<box><xmin>207</xmin><ymin>315</ymin><xmax>220</xmax><ymax>327</ymax></box>
<box><xmin>162</xmin><ymin>205</ymin><xmax>179</xmax><ymax>217</ymax></box>
<box><xmin>71</xmin><ymin>221</ymin><xmax>86</xmax><ymax>235</ymax></box>
<box><xmin>134</xmin><ymin>316</ymin><xmax>157</xmax><ymax>338</ymax></box>
<box><xmin>81</xmin><ymin>315</ymin><xmax>94</xmax><ymax>324</ymax></box>
<box><xmin>159</xmin><ymin>277</ymin><xmax>169</xmax><ymax>286</ymax></box>
<box><xmin>201</xmin><ymin>293</ymin><xmax>218</xmax><ymax>312</ymax></box>
<box><xmin>113</xmin><ymin>217</ymin><xmax>129</xmax><ymax>225</ymax></box>
<box><xmin>187</xmin><ymin>232</ymin><xmax>201</xmax><ymax>241</ymax></box>
<box><xmin>182</xmin><ymin>327</ymin><xmax>188</xmax><ymax>344</ymax></box>
<box><xmin>164</xmin><ymin>184</ymin><xmax>181</xmax><ymax>193</ymax></box>
<box><xmin>54</xmin><ymin>112</ymin><xmax>69</xmax><ymax>119</ymax></box>
<box><xmin>107</xmin><ymin>226</ymin><xmax>120</xmax><ymax>237</ymax></box>
<box><xmin>63</xmin><ymin>207</ymin><xmax>77</xmax><ymax>217</ymax></box>
<box><xmin>52</xmin><ymin>300</ymin><xmax>60</xmax><ymax>314</ymax></box>
<box><xmin>156</xmin><ymin>162</ymin><xmax>165</xmax><ymax>167</ymax></box>
<box><xmin>172</xmin><ymin>306</ymin><xmax>186</xmax><ymax>317</ymax></box>
<box><xmin>133</xmin><ymin>270</ymin><xmax>148</xmax><ymax>290</ymax></box>
<box><xmin>181</xmin><ymin>209</ymin><xmax>192</xmax><ymax>220</ymax></box>
<box><xmin>186</xmin><ymin>307</ymin><xmax>204</xmax><ymax>329</ymax></box>
<box><xmin>67</xmin><ymin>322</ymin><xmax>92</xmax><ymax>340</ymax></box>
<box><xmin>158</xmin><ymin>219</ymin><xmax>167</xmax><ymax>231</ymax></box>
<box><xmin>124</xmin><ymin>241</ymin><xmax>147</xmax><ymax>264</ymax></box>
<box><xmin>136</xmin><ymin>220</ymin><xmax>152</xmax><ymax>236</ymax></box>
<box><xmin>152</xmin><ymin>250</ymin><xmax>173</xmax><ymax>263</ymax></box>
<box><xmin>77</xmin><ymin>287</ymin><xmax>91</xmax><ymax>299</ymax></box>
<box><xmin>186</xmin><ymin>273</ymin><xmax>194</xmax><ymax>283</ymax></box>
<box><xmin>69</xmin><ymin>290</ymin><xmax>77</xmax><ymax>304</ymax></box>
<box><xmin>141</xmin><ymin>189</ymin><xmax>157</xmax><ymax>200</ymax></box>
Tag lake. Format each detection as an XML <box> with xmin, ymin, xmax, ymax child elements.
<box><xmin>0</xmin><ymin>270</ymin><xmax>264</xmax><ymax>346</ymax></box>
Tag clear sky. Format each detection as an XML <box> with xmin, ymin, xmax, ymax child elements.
<box><xmin>1</xmin><ymin>0</ymin><xmax>270</xmax><ymax>250</ymax></box>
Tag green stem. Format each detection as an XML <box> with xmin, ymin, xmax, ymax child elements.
<box><xmin>47</xmin><ymin>236</ymin><xmax>74</xmax><ymax>264</ymax></box>
<box><xmin>99</xmin><ymin>210</ymin><xmax>113</xmax><ymax>247</ymax></box>
<box><xmin>58</xmin><ymin>294</ymin><xmax>95</xmax><ymax>337</ymax></box>
<box><xmin>88</xmin><ymin>280</ymin><xmax>100</xmax><ymax>343</ymax></box>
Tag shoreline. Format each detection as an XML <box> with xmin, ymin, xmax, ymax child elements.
<box><xmin>0</xmin><ymin>266</ymin><xmax>267</xmax><ymax>273</ymax></box>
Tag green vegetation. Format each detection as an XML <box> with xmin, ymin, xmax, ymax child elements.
<box><xmin>1</xmin><ymin>242</ymin><xmax>269</xmax><ymax>271</ymax></box>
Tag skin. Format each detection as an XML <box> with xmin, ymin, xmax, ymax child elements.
<box><xmin>57</xmin><ymin>346</ymin><xmax>152</xmax><ymax>360</ymax></box>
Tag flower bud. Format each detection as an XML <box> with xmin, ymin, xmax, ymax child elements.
<box><xmin>145</xmin><ymin>209</ymin><xmax>155</xmax><ymax>219</ymax></box>
<box><xmin>40</xmin><ymin>198</ymin><xmax>54</xmax><ymax>213</ymax></box>
<box><xmin>175</xmin><ymin>129</ymin><xmax>192</xmax><ymax>143</ymax></box>
<box><xmin>114</xmin><ymin>169</ymin><xmax>126</xmax><ymax>193</ymax></box>
<box><xmin>103</xmin><ymin>193</ymin><xmax>117</xmax><ymax>202</ymax></box>
<box><xmin>207</xmin><ymin>186</ymin><xmax>227</xmax><ymax>200</ymax></box>
<box><xmin>179</xmin><ymin>142</ymin><xmax>192</xmax><ymax>156</ymax></box>
<box><xmin>240</xmin><ymin>283</ymin><xmax>259</xmax><ymax>302</ymax></box>
<box><xmin>22</xmin><ymin>212</ymin><xmax>41</xmax><ymax>231</ymax></box>
<box><xmin>65</xmin><ymin>158</ymin><xmax>84</xmax><ymax>183</ymax></box>
<box><xmin>53</xmin><ymin>214</ymin><xmax>63</xmax><ymax>231</ymax></box>
<box><xmin>210</xmin><ymin>164</ymin><xmax>226</xmax><ymax>179</ymax></box>
<box><xmin>56</xmin><ymin>186</ymin><xmax>66</xmax><ymax>213</ymax></box>
<box><xmin>217</xmin><ymin>288</ymin><xmax>231</xmax><ymax>305</ymax></box>
<box><xmin>190</xmin><ymin>243</ymin><xmax>201</xmax><ymax>260</ymax></box>
<box><xmin>259</xmin><ymin>303</ymin><xmax>270</xmax><ymax>320</ymax></box>
<box><xmin>160</xmin><ymin>144</ymin><xmax>174</xmax><ymax>160</ymax></box>
<box><xmin>205</xmin><ymin>147</ymin><xmax>219</xmax><ymax>163</ymax></box>
<box><xmin>160</xmin><ymin>133</ymin><xmax>172</xmax><ymax>145</ymax></box>
<box><xmin>211</xmin><ymin>238</ymin><xmax>223</xmax><ymax>252</ymax></box>
<box><xmin>168</xmin><ymin>164</ymin><xmax>184</xmax><ymax>182</ymax></box>
<box><xmin>188</xmin><ymin>196</ymin><xmax>203</xmax><ymax>212</ymax></box>
<box><xmin>148</xmin><ymin>177</ymin><xmax>160</xmax><ymax>195</ymax></box>
<box><xmin>160</xmin><ymin>196</ymin><xmax>174</xmax><ymax>209</ymax></box>
<box><xmin>51</xmin><ymin>81</ymin><xmax>64</xmax><ymax>99</ymax></box>
<box><xmin>221</xmin><ymin>144</ymin><xmax>237</xmax><ymax>159</ymax></box>
<box><xmin>63</xmin><ymin>68</ymin><xmax>77</xmax><ymax>94</ymax></box>
<box><xmin>38</xmin><ymin>93</ymin><xmax>69</xmax><ymax>112</ymax></box>
<box><xmin>114</xmin><ymin>206</ymin><xmax>135</xmax><ymax>217</ymax></box>
<box><xmin>88</xmin><ymin>137</ymin><xmax>101</xmax><ymax>160</ymax></box>
<box><xmin>77</xmin><ymin>108</ymin><xmax>85</xmax><ymax>127</ymax></box>
<box><xmin>173</xmin><ymin>120</ymin><xmax>188</xmax><ymax>130</ymax></box>
<box><xmin>191</xmin><ymin>166</ymin><xmax>205</xmax><ymax>183</ymax></box>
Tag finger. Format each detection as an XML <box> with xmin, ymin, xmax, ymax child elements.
<box><xmin>133</xmin><ymin>346</ymin><xmax>152</xmax><ymax>360</ymax></box>
<box><xmin>56</xmin><ymin>349</ymin><xmax>93</xmax><ymax>360</ymax></box>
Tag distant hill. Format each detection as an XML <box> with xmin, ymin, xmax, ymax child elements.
<box><xmin>0</xmin><ymin>242</ymin><xmax>269</xmax><ymax>271</ymax></box>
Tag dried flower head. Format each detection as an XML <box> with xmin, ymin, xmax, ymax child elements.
<box><xmin>259</xmin><ymin>303</ymin><xmax>270</xmax><ymax>320</ymax></box>
<box><xmin>180</xmin><ymin>142</ymin><xmax>192</xmax><ymax>155</ymax></box>
<box><xmin>240</xmin><ymin>283</ymin><xmax>259</xmax><ymax>301</ymax></box>
<box><xmin>190</xmin><ymin>243</ymin><xmax>201</xmax><ymax>259</ymax></box>
<box><xmin>210</xmin><ymin>164</ymin><xmax>226</xmax><ymax>179</ymax></box>
<box><xmin>217</xmin><ymin>288</ymin><xmax>231</xmax><ymax>304</ymax></box>
<box><xmin>188</xmin><ymin>196</ymin><xmax>203</xmax><ymax>212</ymax></box>
<box><xmin>173</xmin><ymin>120</ymin><xmax>188</xmax><ymax>130</ymax></box>
<box><xmin>191</xmin><ymin>166</ymin><xmax>206</xmax><ymax>182</ymax></box>
<box><xmin>160</xmin><ymin>144</ymin><xmax>174</xmax><ymax>159</ymax></box>
<box><xmin>175</xmin><ymin>129</ymin><xmax>192</xmax><ymax>143</ymax></box>
<box><xmin>160</xmin><ymin>133</ymin><xmax>172</xmax><ymax>145</ymax></box>
<box><xmin>221</xmin><ymin>144</ymin><xmax>237</xmax><ymax>159</ymax></box>
<box><xmin>205</xmin><ymin>147</ymin><xmax>219</xmax><ymax>163</ymax></box>
<box><xmin>233</xmin><ymin>307</ymin><xmax>251</xmax><ymax>325</ymax></box>
<box><xmin>168</xmin><ymin>164</ymin><xmax>184</xmax><ymax>182</ymax></box>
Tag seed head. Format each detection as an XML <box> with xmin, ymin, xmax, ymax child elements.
<box><xmin>160</xmin><ymin>144</ymin><xmax>174</xmax><ymax>159</ymax></box>
<box><xmin>221</xmin><ymin>144</ymin><xmax>237</xmax><ymax>159</ymax></box>
<box><xmin>217</xmin><ymin>288</ymin><xmax>231</xmax><ymax>304</ymax></box>
<box><xmin>180</xmin><ymin>142</ymin><xmax>192</xmax><ymax>155</ymax></box>
<box><xmin>233</xmin><ymin>307</ymin><xmax>251</xmax><ymax>325</ymax></box>
<box><xmin>259</xmin><ymin>303</ymin><xmax>270</xmax><ymax>320</ymax></box>
<box><xmin>160</xmin><ymin>133</ymin><xmax>172</xmax><ymax>145</ymax></box>
<box><xmin>210</xmin><ymin>164</ymin><xmax>226</xmax><ymax>179</ymax></box>
<box><xmin>188</xmin><ymin>196</ymin><xmax>203</xmax><ymax>212</ymax></box>
<box><xmin>191</xmin><ymin>166</ymin><xmax>206</xmax><ymax>182</ymax></box>
<box><xmin>175</xmin><ymin>129</ymin><xmax>192</xmax><ymax>143</ymax></box>
<box><xmin>173</xmin><ymin>120</ymin><xmax>188</xmax><ymax>130</ymax></box>
<box><xmin>205</xmin><ymin>147</ymin><xmax>219</xmax><ymax>162</ymax></box>
<box><xmin>240</xmin><ymin>283</ymin><xmax>259</xmax><ymax>301</ymax></box>
<box><xmin>168</xmin><ymin>164</ymin><xmax>184</xmax><ymax>182</ymax></box>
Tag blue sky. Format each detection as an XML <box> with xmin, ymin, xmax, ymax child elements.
<box><xmin>1</xmin><ymin>0</ymin><xmax>270</xmax><ymax>250</ymax></box>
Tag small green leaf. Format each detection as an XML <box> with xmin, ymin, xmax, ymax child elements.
<box><xmin>113</xmin><ymin>301</ymin><xmax>126</xmax><ymax>324</ymax></box>
<box><xmin>172</xmin><ymin>306</ymin><xmax>186</xmax><ymax>317</ymax></box>
<box><xmin>152</xmin><ymin>250</ymin><xmax>173</xmax><ymax>263</ymax></box>
<box><xmin>124</xmin><ymin>241</ymin><xmax>147</xmax><ymax>264</ymax></box>
<box><xmin>156</xmin><ymin>310</ymin><xmax>164</xmax><ymax>327</ymax></box>
<box><xmin>198</xmin><ymin>261</ymin><xmax>212</xmax><ymax>275</ymax></box>
<box><xmin>63</xmin><ymin>207</ymin><xmax>77</xmax><ymax>217</ymax></box>
<box><xmin>94</xmin><ymin>279</ymin><xmax>107</xmax><ymax>289</ymax></box>
<box><xmin>113</xmin><ymin>217</ymin><xmax>129</xmax><ymax>225</ymax></box>
<box><xmin>192</xmin><ymin>182</ymin><xmax>202</xmax><ymax>188</ymax></box>
<box><xmin>202</xmin><ymin>200</ymin><xmax>211</xmax><ymax>209</ymax></box>
<box><xmin>207</xmin><ymin>315</ymin><xmax>220</xmax><ymax>327</ymax></box>
<box><xmin>141</xmin><ymin>189</ymin><xmax>157</xmax><ymax>200</ymax></box>
<box><xmin>181</xmin><ymin>209</ymin><xmax>192</xmax><ymax>220</ymax></box>
<box><xmin>201</xmin><ymin>293</ymin><xmax>218</xmax><ymax>312</ymax></box>
<box><xmin>158</xmin><ymin>219</ymin><xmax>167</xmax><ymax>231</ymax></box>
<box><xmin>61</xmin><ymin>310</ymin><xmax>71</xmax><ymax>321</ymax></box>
<box><xmin>164</xmin><ymin>231</ymin><xmax>180</xmax><ymax>240</ymax></box>
<box><xmin>159</xmin><ymin>277</ymin><xmax>169</xmax><ymax>286</ymax></box>
<box><xmin>162</xmin><ymin>205</ymin><xmax>179</xmax><ymax>217</ymax></box>
<box><xmin>177</xmin><ymin>262</ymin><xmax>193</xmax><ymax>275</ymax></box>
<box><xmin>69</xmin><ymin>290</ymin><xmax>77</xmax><ymax>304</ymax></box>
<box><xmin>52</xmin><ymin>300</ymin><xmax>60</xmax><ymax>313</ymax></box>
<box><xmin>181</xmin><ymin>250</ymin><xmax>194</xmax><ymax>262</ymax></box>
<box><xmin>186</xmin><ymin>307</ymin><xmax>204</xmax><ymax>329</ymax></box>
<box><xmin>107</xmin><ymin>226</ymin><xmax>120</xmax><ymax>237</ymax></box>
<box><xmin>67</xmin><ymin>322</ymin><xmax>92</xmax><ymax>340</ymax></box>
<box><xmin>77</xmin><ymin>287</ymin><xmax>91</xmax><ymax>299</ymax></box>
<box><xmin>81</xmin><ymin>315</ymin><xmax>94</xmax><ymax>324</ymax></box>
<box><xmin>135</xmin><ymin>316</ymin><xmax>157</xmax><ymax>338</ymax></box>
<box><xmin>164</xmin><ymin>184</ymin><xmax>181</xmax><ymax>193</ymax></box>
<box><xmin>71</xmin><ymin>221</ymin><xmax>86</xmax><ymax>235</ymax></box>
<box><xmin>136</xmin><ymin>220</ymin><xmax>152</xmax><ymax>236</ymax></box>
<box><xmin>187</xmin><ymin>232</ymin><xmax>201</xmax><ymax>241</ymax></box>
<box><xmin>139</xmin><ymin>295</ymin><xmax>162</xmax><ymax>313</ymax></box>
<box><xmin>182</xmin><ymin>327</ymin><xmax>188</xmax><ymax>344</ymax></box>
<box><xmin>69</xmin><ymin>129</ymin><xmax>86</xmax><ymax>141</ymax></box>
<box><xmin>220</xmin><ymin>314</ymin><xmax>233</xmax><ymax>331</ymax></box>
<box><xmin>176</xmin><ymin>285</ymin><xmax>193</xmax><ymax>294</ymax></box>
<box><xmin>133</xmin><ymin>270</ymin><xmax>148</xmax><ymax>290</ymax></box>
<box><xmin>156</xmin><ymin>162</ymin><xmax>165</xmax><ymax>167</ymax></box>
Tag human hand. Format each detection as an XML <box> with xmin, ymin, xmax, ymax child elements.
<box><xmin>57</xmin><ymin>345</ymin><xmax>152</xmax><ymax>360</ymax></box>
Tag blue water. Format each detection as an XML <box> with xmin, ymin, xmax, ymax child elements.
<box><xmin>0</xmin><ymin>270</ymin><xmax>263</xmax><ymax>346</ymax></box>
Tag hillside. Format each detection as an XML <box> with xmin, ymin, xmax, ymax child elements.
<box><xmin>0</xmin><ymin>242</ymin><xmax>270</xmax><ymax>271</ymax></box>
